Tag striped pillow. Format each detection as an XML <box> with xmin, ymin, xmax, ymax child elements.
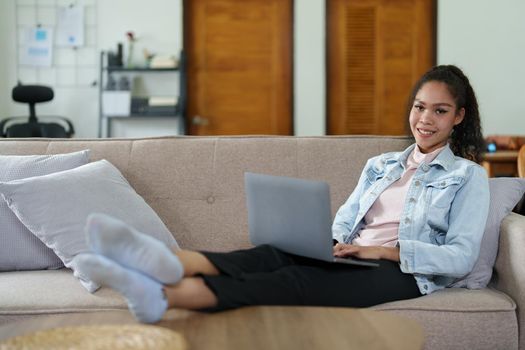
<box><xmin>0</xmin><ymin>150</ymin><xmax>90</xmax><ymax>271</ymax></box>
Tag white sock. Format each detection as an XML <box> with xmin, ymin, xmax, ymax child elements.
<box><xmin>85</xmin><ymin>213</ymin><xmax>183</xmax><ymax>285</ymax></box>
<box><xmin>72</xmin><ymin>253</ymin><xmax>168</xmax><ymax>323</ymax></box>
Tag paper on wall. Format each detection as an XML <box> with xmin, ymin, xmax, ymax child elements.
<box><xmin>19</xmin><ymin>26</ymin><xmax>53</xmax><ymax>67</ymax></box>
<box><xmin>56</xmin><ymin>5</ymin><xmax>84</xmax><ymax>47</ymax></box>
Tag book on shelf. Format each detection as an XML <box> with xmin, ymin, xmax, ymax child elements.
<box><xmin>131</xmin><ymin>97</ymin><xmax>178</xmax><ymax>116</ymax></box>
<box><xmin>149</xmin><ymin>55</ymin><xmax>178</xmax><ymax>69</ymax></box>
<box><xmin>148</xmin><ymin>96</ymin><xmax>177</xmax><ymax>107</ymax></box>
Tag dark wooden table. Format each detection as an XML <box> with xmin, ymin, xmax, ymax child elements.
<box><xmin>481</xmin><ymin>151</ymin><xmax>519</xmax><ymax>177</ymax></box>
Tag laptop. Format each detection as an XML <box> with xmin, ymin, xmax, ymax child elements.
<box><xmin>245</xmin><ymin>172</ymin><xmax>380</xmax><ymax>267</ymax></box>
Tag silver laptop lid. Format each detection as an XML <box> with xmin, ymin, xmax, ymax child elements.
<box><xmin>245</xmin><ymin>172</ymin><xmax>334</xmax><ymax>261</ymax></box>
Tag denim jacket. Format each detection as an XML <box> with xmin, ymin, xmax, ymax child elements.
<box><xmin>332</xmin><ymin>144</ymin><xmax>490</xmax><ymax>295</ymax></box>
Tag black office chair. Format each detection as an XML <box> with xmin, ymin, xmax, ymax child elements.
<box><xmin>0</xmin><ymin>84</ymin><xmax>75</xmax><ymax>138</ymax></box>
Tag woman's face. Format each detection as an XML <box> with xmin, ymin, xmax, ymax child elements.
<box><xmin>409</xmin><ymin>81</ymin><xmax>465</xmax><ymax>154</ymax></box>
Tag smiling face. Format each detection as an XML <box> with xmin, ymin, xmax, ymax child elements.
<box><xmin>409</xmin><ymin>81</ymin><xmax>465</xmax><ymax>154</ymax></box>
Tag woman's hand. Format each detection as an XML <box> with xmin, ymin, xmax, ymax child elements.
<box><xmin>333</xmin><ymin>243</ymin><xmax>400</xmax><ymax>262</ymax></box>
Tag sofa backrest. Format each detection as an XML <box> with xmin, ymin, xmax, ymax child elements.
<box><xmin>0</xmin><ymin>136</ymin><xmax>411</xmax><ymax>251</ymax></box>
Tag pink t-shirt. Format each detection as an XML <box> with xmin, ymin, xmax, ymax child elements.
<box><xmin>352</xmin><ymin>145</ymin><xmax>445</xmax><ymax>247</ymax></box>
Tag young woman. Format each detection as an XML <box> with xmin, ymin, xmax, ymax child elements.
<box><xmin>73</xmin><ymin>65</ymin><xmax>490</xmax><ymax>323</ymax></box>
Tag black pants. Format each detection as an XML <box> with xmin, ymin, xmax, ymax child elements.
<box><xmin>200</xmin><ymin>245</ymin><xmax>422</xmax><ymax>312</ymax></box>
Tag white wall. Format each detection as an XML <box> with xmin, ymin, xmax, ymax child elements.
<box><xmin>98</xmin><ymin>0</ymin><xmax>182</xmax><ymax>137</ymax></box>
<box><xmin>0</xmin><ymin>1</ymin><xmax>8</xmax><ymax>121</ymax></box>
<box><xmin>1</xmin><ymin>0</ymin><xmax>181</xmax><ymax>138</ymax></box>
<box><xmin>294</xmin><ymin>0</ymin><xmax>326</xmax><ymax>136</ymax></box>
<box><xmin>437</xmin><ymin>0</ymin><xmax>525</xmax><ymax>136</ymax></box>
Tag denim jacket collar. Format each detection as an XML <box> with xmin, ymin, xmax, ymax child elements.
<box><xmin>428</xmin><ymin>144</ymin><xmax>455</xmax><ymax>171</ymax></box>
<box><xmin>386</xmin><ymin>143</ymin><xmax>455</xmax><ymax>172</ymax></box>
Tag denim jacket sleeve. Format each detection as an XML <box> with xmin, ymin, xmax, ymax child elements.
<box><xmin>332</xmin><ymin>157</ymin><xmax>378</xmax><ymax>243</ymax></box>
<box><xmin>398</xmin><ymin>164</ymin><xmax>490</xmax><ymax>278</ymax></box>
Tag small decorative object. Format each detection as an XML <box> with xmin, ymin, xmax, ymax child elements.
<box><xmin>143</xmin><ymin>48</ymin><xmax>155</xmax><ymax>67</ymax></box>
<box><xmin>118</xmin><ymin>76</ymin><xmax>131</xmax><ymax>91</ymax></box>
<box><xmin>149</xmin><ymin>54</ymin><xmax>178</xmax><ymax>69</ymax></box>
<box><xmin>107</xmin><ymin>51</ymin><xmax>119</xmax><ymax>67</ymax></box>
<box><xmin>117</xmin><ymin>42</ymin><xmax>124</xmax><ymax>67</ymax></box>
<box><xmin>126</xmin><ymin>31</ymin><xmax>137</xmax><ymax>68</ymax></box>
<box><xmin>105</xmin><ymin>75</ymin><xmax>117</xmax><ymax>90</ymax></box>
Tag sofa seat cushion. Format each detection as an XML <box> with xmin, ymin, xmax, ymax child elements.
<box><xmin>2</xmin><ymin>270</ymin><xmax>515</xmax><ymax>315</ymax></box>
<box><xmin>373</xmin><ymin>288</ymin><xmax>518</xmax><ymax>350</ymax></box>
<box><xmin>0</xmin><ymin>269</ymin><xmax>203</xmax><ymax>326</ymax></box>
<box><xmin>0</xmin><ymin>270</ymin><xmax>126</xmax><ymax>317</ymax></box>
<box><xmin>374</xmin><ymin>287</ymin><xmax>515</xmax><ymax>312</ymax></box>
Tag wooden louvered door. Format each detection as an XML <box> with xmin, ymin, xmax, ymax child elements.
<box><xmin>184</xmin><ymin>0</ymin><xmax>293</xmax><ymax>135</ymax></box>
<box><xmin>327</xmin><ymin>0</ymin><xmax>435</xmax><ymax>135</ymax></box>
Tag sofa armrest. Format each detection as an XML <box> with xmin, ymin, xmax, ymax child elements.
<box><xmin>492</xmin><ymin>212</ymin><xmax>525</xmax><ymax>347</ymax></box>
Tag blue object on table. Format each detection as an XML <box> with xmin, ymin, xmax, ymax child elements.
<box><xmin>487</xmin><ymin>143</ymin><xmax>497</xmax><ymax>153</ymax></box>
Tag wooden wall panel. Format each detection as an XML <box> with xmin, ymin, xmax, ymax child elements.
<box><xmin>185</xmin><ymin>0</ymin><xmax>292</xmax><ymax>135</ymax></box>
<box><xmin>345</xmin><ymin>5</ymin><xmax>376</xmax><ymax>134</ymax></box>
<box><xmin>328</xmin><ymin>0</ymin><xmax>435</xmax><ymax>136</ymax></box>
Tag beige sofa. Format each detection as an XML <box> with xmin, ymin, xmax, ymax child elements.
<box><xmin>0</xmin><ymin>136</ymin><xmax>522</xmax><ymax>350</ymax></box>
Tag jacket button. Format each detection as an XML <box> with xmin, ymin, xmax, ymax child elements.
<box><xmin>409</xmin><ymin>197</ymin><xmax>416</xmax><ymax>203</ymax></box>
<box><xmin>404</xmin><ymin>217</ymin><xmax>411</xmax><ymax>224</ymax></box>
<box><xmin>422</xmin><ymin>165</ymin><xmax>430</xmax><ymax>172</ymax></box>
<box><xmin>414</xmin><ymin>180</ymin><xmax>421</xmax><ymax>187</ymax></box>
<box><xmin>424</xmin><ymin>285</ymin><xmax>428</xmax><ymax>290</ymax></box>
<box><xmin>441</xmin><ymin>181</ymin><xmax>446</xmax><ymax>186</ymax></box>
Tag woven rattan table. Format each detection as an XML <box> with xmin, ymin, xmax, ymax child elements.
<box><xmin>0</xmin><ymin>306</ymin><xmax>424</xmax><ymax>350</ymax></box>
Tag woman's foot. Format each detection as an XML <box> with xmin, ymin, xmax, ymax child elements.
<box><xmin>72</xmin><ymin>253</ymin><xmax>167</xmax><ymax>323</ymax></box>
<box><xmin>85</xmin><ymin>213</ymin><xmax>183</xmax><ymax>284</ymax></box>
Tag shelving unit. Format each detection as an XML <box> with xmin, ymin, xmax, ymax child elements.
<box><xmin>98</xmin><ymin>51</ymin><xmax>186</xmax><ymax>137</ymax></box>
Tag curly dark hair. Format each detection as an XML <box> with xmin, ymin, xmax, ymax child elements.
<box><xmin>405</xmin><ymin>65</ymin><xmax>485</xmax><ymax>163</ymax></box>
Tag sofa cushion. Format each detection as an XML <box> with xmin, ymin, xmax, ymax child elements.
<box><xmin>0</xmin><ymin>160</ymin><xmax>178</xmax><ymax>292</ymax></box>
<box><xmin>0</xmin><ymin>271</ymin><xmax>516</xmax><ymax>318</ymax></box>
<box><xmin>0</xmin><ymin>150</ymin><xmax>90</xmax><ymax>272</ymax></box>
<box><xmin>373</xmin><ymin>287</ymin><xmax>515</xmax><ymax>312</ymax></box>
<box><xmin>0</xmin><ymin>270</ymin><xmax>126</xmax><ymax>317</ymax></box>
<box><xmin>451</xmin><ymin>178</ymin><xmax>525</xmax><ymax>289</ymax></box>
<box><xmin>373</xmin><ymin>288</ymin><xmax>518</xmax><ymax>350</ymax></box>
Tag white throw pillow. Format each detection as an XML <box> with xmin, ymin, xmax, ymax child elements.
<box><xmin>0</xmin><ymin>150</ymin><xmax>90</xmax><ymax>271</ymax></box>
<box><xmin>0</xmin><ymin>159</ymin><xmax>178</xmax><ymax>292</ymax></box>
